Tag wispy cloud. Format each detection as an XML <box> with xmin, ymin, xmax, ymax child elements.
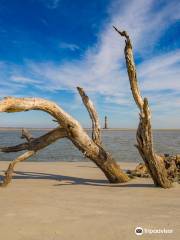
<box><xmin>21</xmin><ymin>0</ymin><xmax>179</xmax><ymax>97</ymax></box>
<box><xmin>0</xmin><ymin>0</ymin><xmax>179</xmax><ymax>127</ymax></box>
<box><xmin>59</xmin><ymin>42</ymin><xmax>79</xmax><ymax>51</ymax></box>
<box><xmin>139</xmin><ymin>50</ymin><xmax>180</xmax><ymax>91</ymax></box>
<box><xmin>11</xmin><ymin>76</ymin><xmax>41</xmax><ymax>84</ymax></box>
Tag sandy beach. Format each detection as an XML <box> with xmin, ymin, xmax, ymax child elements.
<box><xmin>0</xmin><ymin>161</ymin><xmax>179</xmax><ymax>240</ymax></box>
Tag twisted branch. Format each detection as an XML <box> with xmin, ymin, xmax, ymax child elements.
<box><xmin>0</xmin><ymin>91</ymin><xmax>129</xmax><ymax>186</ymax></box>
<box><xmin>114</xmin><ymin>26</ymin><xmax>174</xmax><ymax>188</ymax></box>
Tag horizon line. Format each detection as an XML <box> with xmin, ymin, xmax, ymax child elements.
<box><xmin>0</xmin><ymin>127</ymin><xmax>180</xmax><ymax>131</ymax></box>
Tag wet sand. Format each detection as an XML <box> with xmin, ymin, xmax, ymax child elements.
<box><xmin>0</xmin><ymin>161</ymin><xmax>179</xmax><ymax>240</ymax></box>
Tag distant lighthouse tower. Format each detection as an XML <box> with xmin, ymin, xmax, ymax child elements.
<box><xmin>104</xmin><ymin>116</ymin><xmax>108</xmax><ymax>129</ymax></box>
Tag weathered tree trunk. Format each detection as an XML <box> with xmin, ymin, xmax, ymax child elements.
<box><xmin>114</xmin><ymin>26</ymin><xmax>176</xmax><ymax>188</ymax></box>
<box><xmin>0</xmin><ymin>88</ymin><xmax>129</xmax><ymax>186</ymax></box>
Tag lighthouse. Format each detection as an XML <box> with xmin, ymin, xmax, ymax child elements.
<box><xmin>104</xmin><ymin>116</ymin><xmax>108</xmax><ymax>129</ymax></box>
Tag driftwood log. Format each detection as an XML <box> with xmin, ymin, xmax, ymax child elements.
<box><xmin>114</xmin><ymin>26</ymin><xmax>179</xmax><ymax>188</ymax></box>
<box><xmin>0</xmin><ymin>88</ymin><xmax>130</xmax><ymax>186</ymax></box>
<box><xmin>127</xmin><ymin>156</ymin><xmax>180</xmax><ymax>183</ymax></box>
<box><xmin>127</xmin><ymin>163</ymin><xmax>150</xmax><ymax>178</ymax></box>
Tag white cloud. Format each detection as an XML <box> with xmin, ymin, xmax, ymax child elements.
<box><xmin>59</xmin><ymin>42</ymin><xmax>79</xmax><ymax>51</ymax></box>
<box><xmin>0</xmin><ymin>0</ymin><xmax>179</xmax><ymax>127</ymax></box>
<box><xmin>27</xmin><ymin>0</ymin><xmax>179</xmax><ymax>93</ymax></box>
<box><xmin>11</xmin><ymin>76</ymin><xmax>41</xmax><ymax>84</ymax></box>
<box><xmin>138</xmin><ymin>50</ymin><xmax>180</xmax><ymax>91</ymax></box>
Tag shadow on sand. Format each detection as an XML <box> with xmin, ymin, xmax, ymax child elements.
<box><xmin>0</xmin><ymin>169</ymin><xmax>155</xmax><ymax>188</ymax></box>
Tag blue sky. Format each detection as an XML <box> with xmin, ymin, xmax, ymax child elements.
<box><xmin>0</xmin><ymin>0</ymin><xmax>179</xmax><ymax>128</ymax></box>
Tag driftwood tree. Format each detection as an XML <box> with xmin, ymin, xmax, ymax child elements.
<box><xmin>1</xmin><ymin>27</ymin><xmax>179</xmax><ymax>189</ymax></box>
<box><xmin>114</xmin><ymin>26</ymin><xmax>179</xmax><ymax>188</ymax></box>
<box><xmin>0</xmin><ymin>88</ymin><xmax>130</xmax><ymax>187</ymax></box>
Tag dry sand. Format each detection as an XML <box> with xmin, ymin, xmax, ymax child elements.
<box><xmin>0</xmin><ymin>161</ymin><xmax>179</xmax><ymax>240</ymax></box>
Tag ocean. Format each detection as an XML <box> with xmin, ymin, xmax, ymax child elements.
<box><xmin>0</xmin><ymin>129</ymin><xmax>179</xmax><ymax>162</ymax></box>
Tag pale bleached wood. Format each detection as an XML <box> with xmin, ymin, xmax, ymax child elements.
<box><xmin>77</xmin><ymin>86</ymin><xmax>101</xmax><ymax>145</ymax></box>
<box><xmin>0</xmin><ymin>151</ymin><xmax>35</xmax><ymax>187</ymax></box>
<box><xmin>21</xmin><ymin>128</ymin><xmax>34</xmax><ymax>142</ymax></box>
<box><xmin>114</xmin><ymin>26</ymin><xmax>173</xmax><ymax>188</ymax></box>
<box><xmin>113</xmin><ymin>26</ymin><xmax>144</xmax><ymax>111</ymax></box>
<box><xmin>0</xmin><ymin>127</ymin><xmax>67</xmax><ymax>185</ymax></box>
<box><xmin>0</xmin><ymin>95</ymin><xmax>129</xmax><ymax>186</ymax></box>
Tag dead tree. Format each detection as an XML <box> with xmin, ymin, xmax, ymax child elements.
<box><xmin>0</xmin><ymin>88</ymin><xmax>130</xmax><ymax>186</ymax></box>
<box><xmin>114</xmin><ymin>26</ymin><xmax>179</xmax><ymax>188</ymax></box>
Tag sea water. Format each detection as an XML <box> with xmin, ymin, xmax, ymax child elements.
<box><xmin>0</xmin><ymin>129</ymin><xmax>179</xmax><ymax>162</ymax></box>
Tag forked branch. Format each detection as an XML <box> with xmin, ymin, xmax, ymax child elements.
<box><xmin>0</xmin><ymin>127</ymin><xmax>67</xmax><ymax>153</ymax></box>
<box><xmin>0</xmin><ymin>91</ymin><xmax>129</xmax><ymax>186</ymax></box>
<box><xmin>21</xmin><ymin>128</ymin><xmax>34</xmax><ymax>142</ymax></box>
<box><xmin>114</xmin><ymin>26</ymin><xmax>175</xmax><ymax>188</ymax></box>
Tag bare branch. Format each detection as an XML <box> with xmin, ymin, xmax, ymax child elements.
<box><xmin>21</xmin><ymin>128</ymin><xmax>34</xmax><ymax>142</ymax></box>
<box><xmin>0</xmin><ymin>95</ymin><xmax>129</xmax><ymax>185</ymax></box>
<box><xmin>114</xmin><ymin>26</ymin><xmax>173</xmax><ymax>188</ymax></box>
<box><xmin>0</xmin><ymin>127</ymin><xmax>67</xmax><ymax>153</ymax></box>
<box><xmin>113</xmin><ymin>26</ymin><xmax>144</xmax><ymax>111</ymax></box>
<box><xmin>77</xmin><ymin>87</ymin><xmax>101</xmax><ymax>145</ymax></box>
<box><xmin>0</xmin><ymin>151</ymin><xmax>36</xmax><ymax>187</ymax></box>
<box><xmin>0</xmin><ymin>142</ymin><xmax>29</xmax><ymax>153</ymax></box>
